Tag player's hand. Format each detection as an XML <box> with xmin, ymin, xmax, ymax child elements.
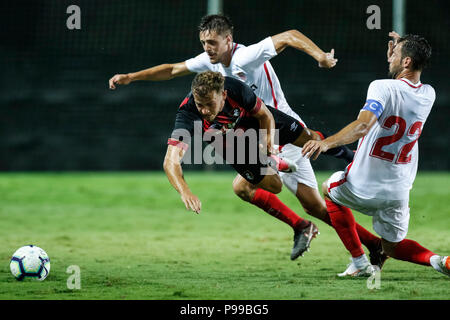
<box><xmin>387</xmin><ymin>31</ymin><xmax>401</xmax><ymax>61</ymax></box>
<box><xmin>180</xmin><ymin>191</ymin><xmax>202</xmax><ymax>214</ymax></box>
<box><xmin>301</xmin><ymin>140</ymin><xmax>329</xmax><ymax>160</ymax></box>
<box><xmin>318</xmin><ymin>49</ymin><xmax>338</xmax><ymax>68</ymax></box>
<box><xmin>109</xmin><ymin>74</ymin><xmax>132</xmax><ymax>90</ymax></box>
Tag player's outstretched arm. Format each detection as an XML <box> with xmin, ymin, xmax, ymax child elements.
<box><xmin>302</xmin><ymin>110</ymin><xmax>377</xmax><ymax>160</ymax></box>
<box><xmin>109</xmin><ymin>62</ymin><xmax>192</xmax><ymax>89</ymax></box>
<box><xmin>271</xmin><ymin>29</ymin><xmax>337</xmax><ymax>68</ymax></box>
<box><xmin>163</xmin><ymin>142</ymin><xmax>202</xmax><ymax>214</ymax></box>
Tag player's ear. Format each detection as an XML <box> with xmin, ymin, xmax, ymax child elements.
<box><xmin>226</xmin><ymin>33</ymin><xmax>233</xmax><ymax>45</ymax></box>
<box><xmin>402</xmin><ymin>56</ymin><xmax>412</xmax><ymax>69</ymax></box>
<box><xmin>222</xmin><ymin>90</ymin><xmax>227</xmax><ymax>100</ymax></box>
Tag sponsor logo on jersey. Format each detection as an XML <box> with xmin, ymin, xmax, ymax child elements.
<box><xmin>290</xmin><ymin>122</ymin><xmax>298</xmax><ymax>131</ymax></box>
<box><xmin>243</xmin><ymin>170</ymin><xmax>254</xmax><ymax>181</ymax></box>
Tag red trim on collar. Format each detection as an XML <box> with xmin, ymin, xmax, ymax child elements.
<box><xmin>400</xmin><ymin>79</ymin><xmax>423</xmax><ymax>88</ymax></box>
<box><xmin>231</xmin><ymin>43</ymin><xmax>238</xmax><ymax>56</ymax></box>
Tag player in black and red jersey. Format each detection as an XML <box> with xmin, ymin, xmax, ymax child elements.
<box><xmin>164</xmin><ymin>71</ymin><xmax>334</xmax><ymax>258</ymax></box>
<box><xmin>167</xmin><ymin>72</ymin><xmax>309</xmax><ymax>187</ymax></box>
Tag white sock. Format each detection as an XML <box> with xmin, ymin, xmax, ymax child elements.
<box><xmin>429</xmin><ymin>255</ymin><xmax>441</xmax><ymax>271</ymax></box>
<box><xmin>352</xmin><ymin>254</ymin><xmax>369</xmax><ymax>270</ymax></box>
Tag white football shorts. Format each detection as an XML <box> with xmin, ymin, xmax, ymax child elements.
<box><xmin>278</xmin><ymin>143</ymin><xmax>318</xmax><ymax>193</ymax></box>
<box><xmin>327</xmin><ymin>171</ymin><xmax>410</xmax><ymax>243</ymax></box>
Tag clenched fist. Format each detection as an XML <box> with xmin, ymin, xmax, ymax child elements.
<box><xmin>109</xmin><ymin>74</ymin><xmax>132</xmax><ymax>90</ymax></box>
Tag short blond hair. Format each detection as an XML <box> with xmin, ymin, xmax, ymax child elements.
<box><xmin>191</xmin><ymin>71</ymin><xmax>224</xmax><ymax>98</ymax></box>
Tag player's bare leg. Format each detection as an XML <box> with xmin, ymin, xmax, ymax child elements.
<box><xmin>295</xmin><ymin>182</ymin><xmax>328</xmax><ymax>222</ymax></box>
<box><xmin>254</xmin><ymin>168</ymin><xmax>283</xmax><ymax>194</ymax></box>
<box><xmin>232</xmin><ymin>174</ymin><xmax>316</xmax><ymax>260</ymax></box>
<box><xmin>380</xmin><ymin>239</ymin><xmax>399</xmax><ymax>258</ymax></box>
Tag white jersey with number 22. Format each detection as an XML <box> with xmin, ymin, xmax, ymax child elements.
<box><xmin>345</xmin><ymin>78</ymin><xmax>435</xmax><ymax>200</ymax></box>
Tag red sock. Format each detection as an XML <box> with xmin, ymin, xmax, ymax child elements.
<box><xmin>355</xmin><ymin>224</ymin><xmax>381</xmax><ymax>251</ymax></box>
<box><xmin>393</xmin><ymin>239</ymin><xmax>435</xmax><ymax>266</ymax></box>
<box><xmin>325</xmin><ymin>199</ymin><xmax>364</xmax><ymax>257</ymax></box>
<box><xmin>251</xmin><ymin>189</ymin><xmax>309</xmax><ymax>230</ymax></box>
<box><xmin>322</xmin><ymin>212</ymin><xmax>381</xmax><ymax>251</ymax></box>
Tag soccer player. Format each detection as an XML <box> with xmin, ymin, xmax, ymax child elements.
<box><xmin>109</xmin><ymin>15</ymin><xmax>383</xmax><ymax>262</ymax></box>
<box><xmin>302</xmin><ymin>32</ymin><xmax>449</xmax><ymax>277</ymax></box>
<box><xmin>165</xmin><ymin>71</ymin><xmax>322</xmax><ymax>237</ymax></box>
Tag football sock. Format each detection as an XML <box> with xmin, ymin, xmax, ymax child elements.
<box><xmin>352</xmin><ymin>254</ymin><xmax>370</xmax><ymax>270</ymax></box>
<box><xmin>392</xmin><ymin>239</ymin><xmax>436</xmax><ymax>266</ymax></box>
<box><xmin>316</xmin><ymin>131</ymin><xmax>354</xmax><ymax>163</ymax></box>
<box><xmin>355</xmin><ymin>224</ymin><xmax>381</xmax><ymax>252</ymax></box>
<box><xmin>251</xmin><ymin>188</ymin><xmax>309</xmax><ymax>230</ymax></box>
<box><xmin>325</xmin><ymin>199</ymin><xmax>365</xmax><ymax>258</ymax></box>
<box><xmin>321</xmin><ymin>211</ymin><xmax>381</xmax><ymax>251</ymax></box>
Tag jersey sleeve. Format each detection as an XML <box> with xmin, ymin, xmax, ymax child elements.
<box><xmin>361</xmin><ymin>80</ymin><xmax>390</xmax><ymax>119</ymax></box>
<box><xmin>185</xmin><ymin>52</ymin><xmax>212</xmax><ymax>73</ymax></box>
<box><xmin>169</xmin><ymin>101</ymin><xmax>202</xmax><ymax>149</ymax></box>
<box><xmin>232</xmin><ymin>37</ymin><xmax>278</xmax><ymax>70</ymax></box>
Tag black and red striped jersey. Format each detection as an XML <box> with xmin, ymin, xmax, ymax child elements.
<box><xmin>170</xmin><ymin>76</ymin><xmax>262</xmax><ymax>140</ymax></box>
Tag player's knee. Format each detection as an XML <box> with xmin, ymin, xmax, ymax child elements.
<box><xmin>232</xmin><ymin>177</ymin><xmax>253</xmax><ymax>202</ymax></box>
<box><xmin>321</xmin><ymin>180</ymin><xmax>329</xmax><ymax>196</ymax></box>
<box><xmin>256</xmin><ymin>174</ymin><xmax>282</xmax><ymax>194</ymax></box>
<box><xmin>301</xmin><ymin>197</ymin><xmax>326</xmax><ymax>217</ymax></box>
<box><xmin>267</xmin><ymin>174</ymin><xmax>283</xmax><ymax>194</ymax></box>
<box><xmin>300</xmin><ymin>200</ymin><xmax>316</xmax><ymax>216</ymax></box>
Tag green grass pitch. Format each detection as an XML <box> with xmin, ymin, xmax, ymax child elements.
<box><xmin>0</xmin><ymin>171</ymin><xmax>449</xmax><ymax>300</ymax></box>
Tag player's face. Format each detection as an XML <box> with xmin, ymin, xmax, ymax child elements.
<box><xmin>199</xmin><ymin>30</ymin><xmax>232</xmax><ymax>64</ymax></box>
<box><xmin>388</xmin><ymin>42</ymin><xmax>405</xmax><ymax>78</ymax></box>
<box><xmin>193</xmin><ymin>90</ymin><xmax>227</xmax><ymax>122</ymax></box>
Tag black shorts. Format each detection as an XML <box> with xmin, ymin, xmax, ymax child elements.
<box><xmin>218</xmin><ymin>106</ymin><xmax>304</xmax><ymax>184</ymax></box>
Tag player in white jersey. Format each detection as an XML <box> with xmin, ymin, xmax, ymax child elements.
<box><xmin>302</xmin><ymin>32</ymin><xmax>449</xmax><ymax>277</ymax></box>
<box><xmin>185</xmin><ymin>37</ymin><xmax>299</xmax><ymax>122</ymax></box>
<box><xmin>108</xmin><ymin>14</ymin><xmax>384</xmax><ymax>263</ymax></box>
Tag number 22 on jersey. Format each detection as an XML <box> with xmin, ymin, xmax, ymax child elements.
<box><xmin>369</xmin><ymin>115</ymin><xmax>423</xmax><ymax>164</ymax></box>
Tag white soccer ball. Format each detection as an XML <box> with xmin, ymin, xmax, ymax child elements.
<box><xmin>10</xmin><ymin>245</ymin><xmax>51</xmax><ymax>281</ymax></box>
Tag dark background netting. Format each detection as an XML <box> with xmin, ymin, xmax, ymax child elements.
<box><xmin>0</xmin><ymin>0</ymin><xmax>448</xmax><ymax>171</ymax></box>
